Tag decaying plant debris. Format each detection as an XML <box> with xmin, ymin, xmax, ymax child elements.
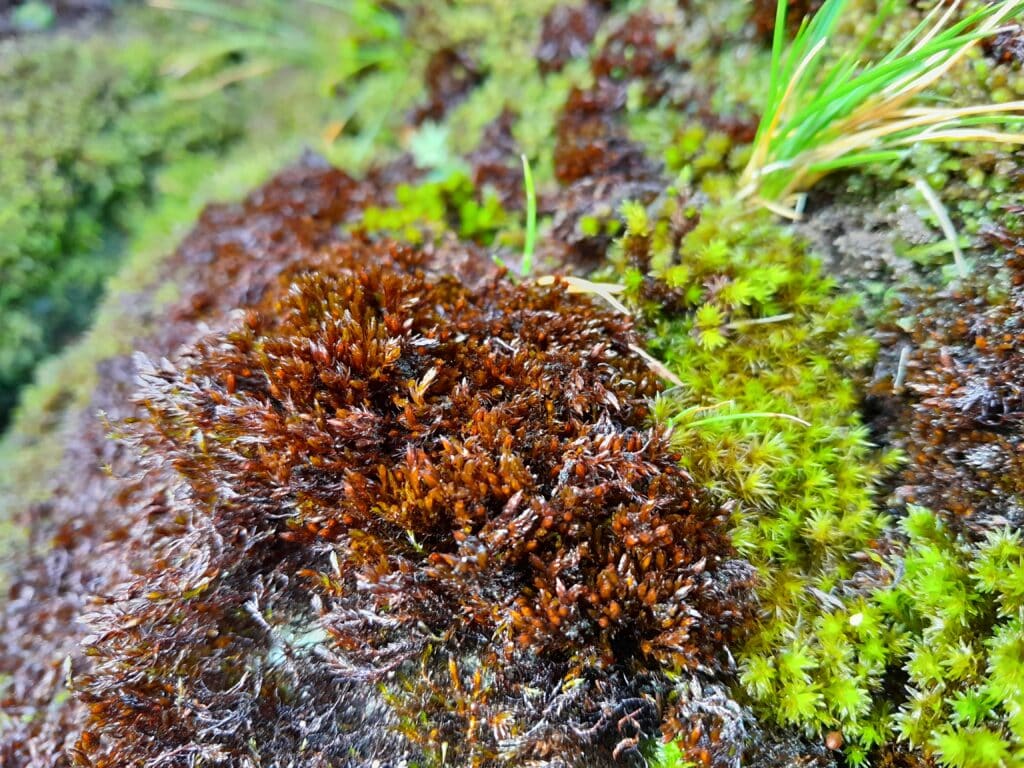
<box><xmin>872</xmin><ymin>218</ymin><xmax>1024</xmax><ymax>535</ymax></box>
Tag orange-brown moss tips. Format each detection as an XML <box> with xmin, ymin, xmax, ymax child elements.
<box><xmin>77</xmin><ymin>237</ymin><xmax>754</xmax><ymax>766</ymax></box>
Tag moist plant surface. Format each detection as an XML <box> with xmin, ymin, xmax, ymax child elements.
<box><xmin>84</xmin><ymin>230</ymin><xmax>754</xmax><ymax>767</ymax></box>
<box><xmin>2</xmin><ymin>2</ymin><xmax>1024</xmax><ymax>768</ymax></box>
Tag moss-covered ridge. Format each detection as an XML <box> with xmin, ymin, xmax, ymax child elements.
<box><xmin>2</xmin><ymin>1</ymin><xmax>1024</xmax><ymax>767</ymax></box>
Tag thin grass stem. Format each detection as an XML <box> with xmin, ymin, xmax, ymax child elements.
<box><xmin>520</xmin><ymin>154</ymin><xmax>537</xmax><ymax>278</ymax></box>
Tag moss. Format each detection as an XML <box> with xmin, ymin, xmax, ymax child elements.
<box><xmin>870</xmin><ymin>507</ymin><xmax>1024</xmax><ymax>768</ymax></box>
<box><xmin>615</xmin><ymin>198</ymin><xmax>898</xmax><ymax>759</ymax></box>
<box><xmin>631</xmin><ymin>163</ymin><xmax>1024</xmax><ymax>767</ymax></box>
<box><xmin>418</xmin><ymin>0</ymin><xmax>582</xmax><ymax>164</ymax></box>
<box><xmin>0</xmin><ymin>161</ymin><xmax>381</xmax><ymax>766</ymax></box>
<box><xmin>5</xmin><ymin>1</ymin><xmax>1024</xmax><ymax>766</ymax></box>
<box><xmin>59</xmin><ymin>165</ymin><xmax>757</xmax><ymax>765</ymax></box>
<box><xmin>0</xmin><ymin>0</ymin><xmax>431</xmax><ymax>429</ymax></box>
<box><xmin>358</xmin><ymin>171</ymin><xmax>512</xmax><ymax>246</ymax></box>
<box><xmin>870</xmin><ymin>223</ymin><xmax>1024</xmax><ymax>536</ymax></box>
<box><xmin>0</xmin><ymin>136</ymin><xmax>307</xmax><ymax>521</ymax></box>
<box><xmin>0</xmin><ymin>0</ymin><xmax>424</xmax><ymax>513</ymax></box>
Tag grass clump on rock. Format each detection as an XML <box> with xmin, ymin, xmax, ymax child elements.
<box><xmin>739</xmin><ymin>0</ymin><xmax>1024</xmax><ymax>217</ymax></box>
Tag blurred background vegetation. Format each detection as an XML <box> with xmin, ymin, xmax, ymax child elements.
<box><xmin>0</xmin><ymin>0</ymin><xmax>422</xmax><ymax>429</ymax></box>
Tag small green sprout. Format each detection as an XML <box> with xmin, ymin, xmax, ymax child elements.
<box><xmin>520</xmin><ymin>153</ymin><xmax>537</xmax><ymax>277</ymax></box>
<box><xmin>740</xmin><ymin>0</ymin><xmax>1024</xmax><ymax>217</ymax></box>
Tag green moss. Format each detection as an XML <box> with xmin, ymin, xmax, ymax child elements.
<box><xmin>425</xmin><ymin>0</ymin><xmax>585</xmax><ymax>173</ymax></box>
<box><xmin>630</xmin><ymin>195</ymin><xmax>1024</xmax><ymax>766</ymax></box>
<box><xmin>359</xmin><ymin>172</ymin><xmax>511</xmax><ymax>245</ymax></box>
<box><xmin>874</xmin><ymin>507</ymin><xmax>1024</xmax><ymax>767</ymax></box>
<box><xmin>618</xmin><ymin>200</ymin><xmax>898</xmax><ymax>758</ymax></box>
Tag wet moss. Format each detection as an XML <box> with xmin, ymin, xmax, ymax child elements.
<box><xmin>0</xmin><ymin>160</ymin><xmax>761</xmax><ymax>768</ymax></box>
<box><xmin>4</xmin><ymin>2</ymin><xmax>1024</xmax><ymax>767</ymax></box>
<box><xmin>869</xmin><ymin>218</ymin><xmax>1024</xmax><ymax>535</ymax></box>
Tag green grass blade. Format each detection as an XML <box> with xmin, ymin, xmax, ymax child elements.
<box><xmin>769</xmin><ymin>0</ymin><xmax>788</xmax><ymax>97</ymax></box>
<box><xmin>520</xmin><ymin>154</ymin><xmax>537</xmax><ymax>278</ymax></box>
<box><xmin>150</xmin><ymin>0</ymin><xmax>278</xmax><ymax>30</ymax></box>
<box><xmin>805</xmin><ymin>150</ymin><xmax>906</xmax><ymax>173</ymax></box>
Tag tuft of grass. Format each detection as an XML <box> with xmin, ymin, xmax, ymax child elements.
<box><xmin>739</xmin><ymin>0</ymin><xmax>1024</xmax><ymax>217</ymax></box>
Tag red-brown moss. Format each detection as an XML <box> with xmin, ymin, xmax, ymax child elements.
<box><xmin>750</xmin><ymin>0</ymin><xmax>824</xmax><ymax>40</ymax></box>
<box><xmin>412</xmin><ymin>46</ymin><xmax>487</xmax><ymax>125</ymax></box>
<box><xmin>870</xmin><ymin>222</ymin><xmax>1024</xmax><ymax>536</ymax></box>
<box><xmin>0</xmin><ymin>158</ymin><xmax>379</xmax><ymax>768</ymax></box>
<box><xmin>983</xmin><ymin>22</ymin><xmax>1024</xmax><ymax>65</ymax></box>
<box><xmin>70</xmin><ymin>232</ymin><xmax>753</xmax><ymax>766</ymax></box>
<box><xmin>544</xmin><ymin>10</ymin><xmax>682</xmax><ymax>271</ymax></box>
<box><xmin>535</xmin><ymin>2</ymin><xmax>604</xmax><ymax>74</ymax></box>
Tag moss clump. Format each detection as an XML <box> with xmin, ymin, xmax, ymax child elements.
<box><xmin>870</xmin><ymin>506</ymin><xmax>1024</xmax><ymax>768</ymax></box>
<box><xmin>70</xmin><ymin>210</ymin><xmax>756</xmax><ymax>766</ymax></box>
<box><xmin>634</xmin><ymin>195</ymin><xmax>1024</xmax><ymax>767</ymax></box>
<box><xmin>872</xmin><ymin>226</ymin><xmax>1024</xmax><ymax>536</ymax></box>
<box><xmin>617</xmin><ymin>199</ymin><xmax>895</xmax><ymax>761</ymax></box>
<box><xmin>359</xmin><ymin>171</ymin><xmax>511</xmax><ymax>245</ymax></box>
<box><xmin>838</xmin><ymin>215</ymin><xmax>1024</xmax><ymax>768</ymax></box>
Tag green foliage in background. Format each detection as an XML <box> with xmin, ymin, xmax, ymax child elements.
<box><xmin>155</xmin><ymin>0</ymin><xmax>420</xmax><ymax>169</ymax></box>
<box><xmin>0</xmin><ymin>20</ymin><xmax>249</xmax><ymax>424</ymax></box>
<box><xmin>0</xmin><ymin>0</ymin><xmax>417</xmax><ymax>427</ymax></box>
